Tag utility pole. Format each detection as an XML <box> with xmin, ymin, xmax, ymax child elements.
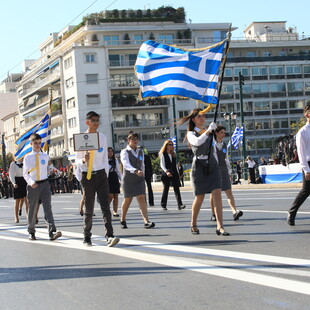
<box><xmin>239</xmin><ymin>71</ymin><xmax>247</xmax><ymax>179</ymax></box>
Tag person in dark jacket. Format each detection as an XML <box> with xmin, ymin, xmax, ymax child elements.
<box><xmin>159</xmin><ymin>140</ymin><xmax>185</xmax><ymax>211</ymax></box>
<box><xmin>144</xmin><ymin>152</ymin><xmax>154</xmax><ymax>206</ymax></box>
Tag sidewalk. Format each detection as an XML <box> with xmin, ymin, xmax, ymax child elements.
<box><xmin>151</xmin><ymin>180</ymin><xmax>302</xmax><ymax>192</ymax></box>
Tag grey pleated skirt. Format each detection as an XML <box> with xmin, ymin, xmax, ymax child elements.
<box><xmin>122</xmin><ymin>173</ymin><xmax>146</xmax><ymax>198</ymax></box>
<box><xmin>191</xmin><ymin>160</ymin><xmax>221</xmax><ymax>195</ymax></box>
<box><xmin>220</xmin><ymin>166</ymin><xmax>232</xmax><ymax>191</ymax></box>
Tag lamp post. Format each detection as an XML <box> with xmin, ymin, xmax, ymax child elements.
<box><xmin>239</xmin><ymin>71</ymin><xmax>247</xmax><ymax>180</ymax></box>
<box><xmin>223</xmin><ymin>111</ymin><xmax>237</xmax><ymax>168</ymax></box>
<box><xmin>161</xmin><ymin>126</ymin><xmax>170</xmax><ymax>139</ymax></box>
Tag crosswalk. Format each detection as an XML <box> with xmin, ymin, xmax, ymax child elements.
<box><xmin>1</xmin><ymin>223</ymin><xmax>310</xmax><ymax>296</ymax></box>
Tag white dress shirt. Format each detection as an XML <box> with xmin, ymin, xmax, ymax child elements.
<box><xmin>109</xmin><ymin>158</ymin><xmax>122</xmax><ymax>181</ymax></box>
<box><xmin>23</xmin><ymin>151</ymin><xmax>50</xmax><ymax>186</ymax></box>
<box><xmin>9</xmin><ymin>161</ymin><xmax>23</xmax><ymax>184</ymax></box>
<box><xmin>246</xmin><ymin>160</ymin><xmax>256</xmax><ymax>168</ymax></box>
<box><xmin>160</xmin><ymin>153</ymin><xmax>175</xmax><ymax>173</ymax></box>
<box><xmin>296</xmin><ymin>123</ymin><xmax>310</xmax><ymax>173</ymax></box>
<box><xmin>120</xmin><ymin>145</ymin><xmax>145</xmax><ymax>174</ymax></box>
<box><xmin>76</xmin><ymin>131</ymin><xmax>109</xmax><ymax>173</ymax></box>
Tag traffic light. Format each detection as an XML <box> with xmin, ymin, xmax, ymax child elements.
<box><xmin>239</xmin><ymin>72</ymin><xmax>244</xmax><ymax>85</ymax></box>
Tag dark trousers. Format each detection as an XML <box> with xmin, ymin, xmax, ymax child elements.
<box><xmin>81</xmin><ymin>169</ymin><xmax>113</xmax><ymax>238</ymax></box>
<box><xmin>289</xmin><ymin>172</ymin><xmax>310</xmax><ymax>216</ymax></box>
<box><xmin>249</xmin><ymin>168</ymin><xmax>256</xmax><ymax>184</ymax></box>
<box><xmin>27</xmin><ymin>180</ymin><xmax>56</xmax><ymax>235</ymax></box>
<box><xmin>145</xmin><ymin>179</ymin><xmax>154</xmax><ymax>206</ymax></box>
<box><xmin>161</xmin><ymin>178</ymin><xmax>183</xmax><ymax>208</ymax></box>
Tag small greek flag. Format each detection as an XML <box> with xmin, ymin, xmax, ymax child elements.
<box><xmin>170</xmin><ymin>136</ymin><xmax>177</xmax><ymax>149</ymax></box>
<box><xmin>228</xmin><ymin>126</ymin><xmax>244</xmax><ymax>150</ymax></box>
<box><xmin>135</xmin><ymin>40</ymin><xmax>226</xmax><ymax>104</ymax></box>
<box><xmin>15</xmin><ymin>113</ymin><xmax>51</xmax><ymax>159</ymax></box>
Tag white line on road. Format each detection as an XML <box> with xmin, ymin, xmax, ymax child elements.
<box><xmin>1</xmin><ymin>224</ymin><xmax>310</xmax><ymax>296</ymax></box>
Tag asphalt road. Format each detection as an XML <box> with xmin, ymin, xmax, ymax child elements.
<box><xmin>1</xmin><ymin>188</ymin><xmax>310</xmax><ymax>310</ymax></box>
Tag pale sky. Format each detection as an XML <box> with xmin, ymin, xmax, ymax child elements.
<box><xmin>0</xmin><ymin>0</ymin><xmax>309</xmax><ymax>80</ymax></box>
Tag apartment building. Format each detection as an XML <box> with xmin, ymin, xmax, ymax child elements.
<box><xmin>15</xmin><ymin>8</ymin><xmax>309</xmax><ymax>163</ymax></box>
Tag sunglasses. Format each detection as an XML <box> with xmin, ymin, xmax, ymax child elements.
<box><xmin>167</xmin><ymin>143</ymin><xmax>174</xmax><ymax>146</ymax></box>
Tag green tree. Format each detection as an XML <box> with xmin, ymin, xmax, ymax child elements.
<box><xmin>290</xmin><ymin>116</ymin><xmax>306</xmax><ymax>134</ymax></box>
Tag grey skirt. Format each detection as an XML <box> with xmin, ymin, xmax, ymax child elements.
<box><xmin>191</xmin><ymin>160</ymin><xmax>221</xmax><ymax>195</ymax></box>
<box><xmin>220</xmin><ymin>166</ymin><xmax>232</xmax><ymax>191</ymax></box>
<box><xmin>122</xmin><ymin>173</ymin><xmax>146</xmax><ymax>198</ymax></box>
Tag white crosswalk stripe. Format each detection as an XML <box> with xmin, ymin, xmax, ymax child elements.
<box><xmin>1</xmin><ymin>223</ymin><xmax>310</xmax><ymax>296</ymax></box>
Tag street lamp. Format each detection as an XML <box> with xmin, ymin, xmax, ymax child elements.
<box><xmin>161</xmin><ymin>126</ymin><xmax>170</xmax><ymax>139</ymax></box>
<box><xmin>223</xmin><ymin>111</ymin><xmax>237</xmax><ymax>167</ymax></box>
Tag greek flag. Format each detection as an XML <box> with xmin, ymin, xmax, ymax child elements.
<box><xmin>135</xmin><ymin>40</ymin><xmax>226</xmax><ymax>104</ymax></box>
<box><xmin>228</xmin><ymin>126</ymin><xmax>244</xmax><ymax>150</ymax></box>
<box><xmin>14</xmin><ymin>113</ymin><xmax>51</xmax><ymax>159</ymax></box>
<box><xmin>170</xmin><ymin>136</ymin><xmax>177</xmax><ymax>149</ymax></box>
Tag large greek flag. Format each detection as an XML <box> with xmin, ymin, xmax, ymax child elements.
<box><xmin>228</xmin><ymin>126</ymin><xmax>244</xmax><ymax>150</ymax></box>
<box><xmin>14</xmin><ymin>113</ymin><xmax>51</xmax><ymax>159</ymax></box>
<box><xmin>135</xmin><ymin>40</ymin><xmax>226</xmax><ymax>104</ymax></box>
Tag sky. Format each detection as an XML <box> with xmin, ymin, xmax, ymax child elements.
<box><xmin>0</xmin><ymin>0</ymin><xmax>309</xmax><ymax>80</ymax></box>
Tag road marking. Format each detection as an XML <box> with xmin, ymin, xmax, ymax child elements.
<box><xmin>1</xmin><ymin>224</ymin><xmax>310</xmax><ymax>296</ymax></box>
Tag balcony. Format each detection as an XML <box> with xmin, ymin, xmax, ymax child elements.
<box><xmin>112</xmin><ymin>95</ymin><xmax>169</xmax><ymax>108</ymax></box>
<box><xmin>113</xmin><ymin>119</ymin><xmax>168</xmax><ymax>129</ymax></box>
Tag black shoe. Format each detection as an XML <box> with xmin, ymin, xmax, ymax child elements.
<box><xmin>29</xmin><ymin>233</ymin><xmax>36</xmax><ymax>241</ymax></box>
<box><xmin>80</xmin><ymin>210</ymin><xmax>83</xmax><ymax>216</ymax></box>
<box><xmin>287</xmin><ymin>212</ymin><xmax>295</xmax><ymax>226</ymax></box>
<box><xmin>216</xmin><ymin>227</ymin><xmax>230</xmax><ymax>236</ymax></box>
<box><xmin>49</xmin><ymin>231</ymin><xmax>62</xmax><ymax>241</ymax></box>
<box><xmin>210</xmin><ymin>215</ymin><xmax>216</xmax><ymax>221</ymax></box>
<box><xmin>162</xmin><ymin>207</ymin><xmax>167</xmax><ymax>211</ymax></box>
<box><xmin>19</xmin><ymin>209</ymin><xmax>22</xmax><ymax>216</ymax></box>
<box><xmin>144</xmin><ymin>221</ymin><xmax>155</xmax><ymax>229</ymax></box>
<box><xmin>178</xmin><ymin>205</ymin><xmax>186</xmax><ymax>210</ymax></box>
<box><xmin>191</xmin><ymin>225</ymin><xmax>200</xmax><ymax>235</ymax></box>
<box><xmin>120</xmin><ymin>221</ymin><xmax>127</xmax><ymax>229</ymax></box>
<box><xmin>35</xmin><ymin>218</ymin><xmax>39</xmax><ymax>224</ymax></box>
<box><xmin>149</xmin><ymin>204</ymin><xmax>154</xmax><ymax>207</ymax></box>
<box><xmin>83</xmin><ymin>236</ymin><xmax>92</xmax><ymax>246</ymax></box>
<box><xmin>233</xmin><ymin>210</ymin><xmax>243</xmax><ymax>221</ymax></box>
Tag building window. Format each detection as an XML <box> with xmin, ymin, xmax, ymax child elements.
<box><xmin>86</xmin><ymin>94</ymin><xmax>100</xmax><ymax>105</ymax></box>
<box><xmin>134</xmin><ymin>34</ymin><xmax>143</xmax><ymax>43</ymax></box>
<box><xmin>69</xmin><ymin>138</ymin><xmax>74</xmax><ymax>148</ymax></box>
<box><xmin>254</xmin><ymin>102</ymin><xmax>270</xmax><ymax>111</ymax></box>
<box><xmin>64</xmin><ymin>57</ymin><xmax>72</xmax><ymax>69</ymax></box>
<box><xmin>86</xmin><ymin>74</ymin><xmax>98</xmax><ymax>84</ymax></box>
<box><xmin>178</xmin><ymin>110</ymin><xmax>190</xmax><ymax>118</ymax></box>
<box><xmin>224</xmin><ymin>68</ymin><xmax>232</xmax><ymax>76</ymax></box>
<box><xmin>288</xmin><ymin>82</ymin><xmax>303</xmax><ymax>95</ymax></box>
<box><xmin>304</xmin><ymin>66</ymin><xmax>310</xmax><ymax>74</ymax></box>
<box><xmin>286</xmin><ymin>66</ymin><xmax>301</xmax><ymax>74</ymax></box>
<box><xmin>246</xmin><ymin>51</ymin><xmax>256</xmax><ymax>57</ymax></box>
<box><xmin>65</xmin><ymin>77</ymin><xmax>74</xmax><ymax>88</ymax></box>
<box><xmin>103</xmin><ymin>35</ymin><xmax>119</xmax><ymax>45</ymax></box>
<box><xmin>68</xmin><ymin>117</ymin><xmax>76</xmax><ymax>128</ymax></box>
<box><xmin>66</xmin><ymin>97</ymin><xmax>75</xmax><ymax>109</ymax></box>
<box><xmin>213</xmin><ymin>31</ymin><xmax>226</xmax><ymax>43</ymax></box>
<box><xmin>234</xmin><ymin>67</ymin><xmax>249</xmax><ymax>76</ymax></box>
<box><xmin>159</xmin><ymin>34</ymin><xmax>175</xmax><ymax>43</ymax></box>
<box><xmin>252</xmin><ymin>67</ymin><xmax>267</xmax><ymax>76</ymax></box>
<box><xmin>269</xmin><ymin>66</ymin><xmax>285</xmax><ymax>75</ymax></box>
<box><xmin>85</xmin><ymin>54</ymin><xmax>97</xmax><ymax>63</ymax></box>
<box><xmin>263</xmin><ymin>51</ymin><xmax>272</xmax><ymax>57</ymax></box>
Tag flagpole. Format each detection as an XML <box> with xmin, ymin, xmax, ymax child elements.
<box><xmin>213</xmin><ymin>24</ymin><xmax>232</xmax><ymax>123</ymax></box>
<box><xmin>205</xmin><ymin>26</ymin><xmax>232</xmax><ymax>174</ymax></box>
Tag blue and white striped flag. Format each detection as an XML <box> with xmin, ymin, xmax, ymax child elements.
<box><xmin>15</xmin><ymin>113</ymin><xmax>51</xmax><ymax>160</ymax></box>
<box><xmin>135</xmin><ymin>40</ymin><xmax>226</xmax><ymax>104</ymax></box>
<box><xmin>170</xmin><ymin>136</ymin><xmax>177</xmax><ymax>149</ymax></box>
<box><xmin>227</xmin><ymin>126</ymin><xmax>244</xmax><ymax>150</ymax></box>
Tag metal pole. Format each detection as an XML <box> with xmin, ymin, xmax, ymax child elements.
<box><xmin>111</xmin><ymin>122</ymin><xmax>115</xmax><ymax>149</ymax></box>
<box><xmin>172</xmin><ymin>97</ymin><xmax>178</xmax><ymax>155</ymax></box>
<box><xmin>239</xmin><ymin>71</ymin><xmax>247</xmax><ymax>179</ymax></box>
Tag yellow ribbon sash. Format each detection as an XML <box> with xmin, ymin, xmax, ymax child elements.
<box><xmin>86</xmin><ymin>150</ymin><xmax>95</xmax><ymax>180</ymax></box>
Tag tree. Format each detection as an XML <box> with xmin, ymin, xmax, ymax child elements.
<box><xmin>290</xmin><ymin>116</ymin><xmax>306</xmax><ymax>134</ymax></box>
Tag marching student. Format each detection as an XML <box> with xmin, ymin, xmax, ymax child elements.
<box><xmin>23</xmin><ymin>133</ymin><xmax>62</xmax><ymax>241</ymax></box>
<box><xmin>178</xmin><ymin>108</ymin><xmax>230</xmax><ymax>236</ymax></box>
<box><xmin>76</xmin><ymin>111</ymin><xmax>119</xmax><ymax>247</ymax></box>
<box><xmin>9</xmin><ymin>158</ymin><xmax>29</xmax><ymax>223</ymax></box>
<box><xmin>209</xmin><ymin>126</ymin><xmax>243</xmax><ymax>221</ymax></box>
<box><xmin>159</xmin><ymin>140</ymin><xmax>186</xmax><ymax>211</ymax></box>
<box><xmin>107</xmin><ymin>147</ymin><xmax>122</xmax><ymax>217</ymax></box>
<box><xmin>287</xmin><ymin>104</ymin><xmax>310</xmax><ymax>225</ymax></box>
<box><xmin>119</xmin><ymin>131</ymin><xmax>155</xmax><ymax>229</ymax></box>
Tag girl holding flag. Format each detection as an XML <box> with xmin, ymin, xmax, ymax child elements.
<box><xmin>178</xmin><ymin>108</ymin><xmax>230</xmax><ymax>236</ymax></box>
